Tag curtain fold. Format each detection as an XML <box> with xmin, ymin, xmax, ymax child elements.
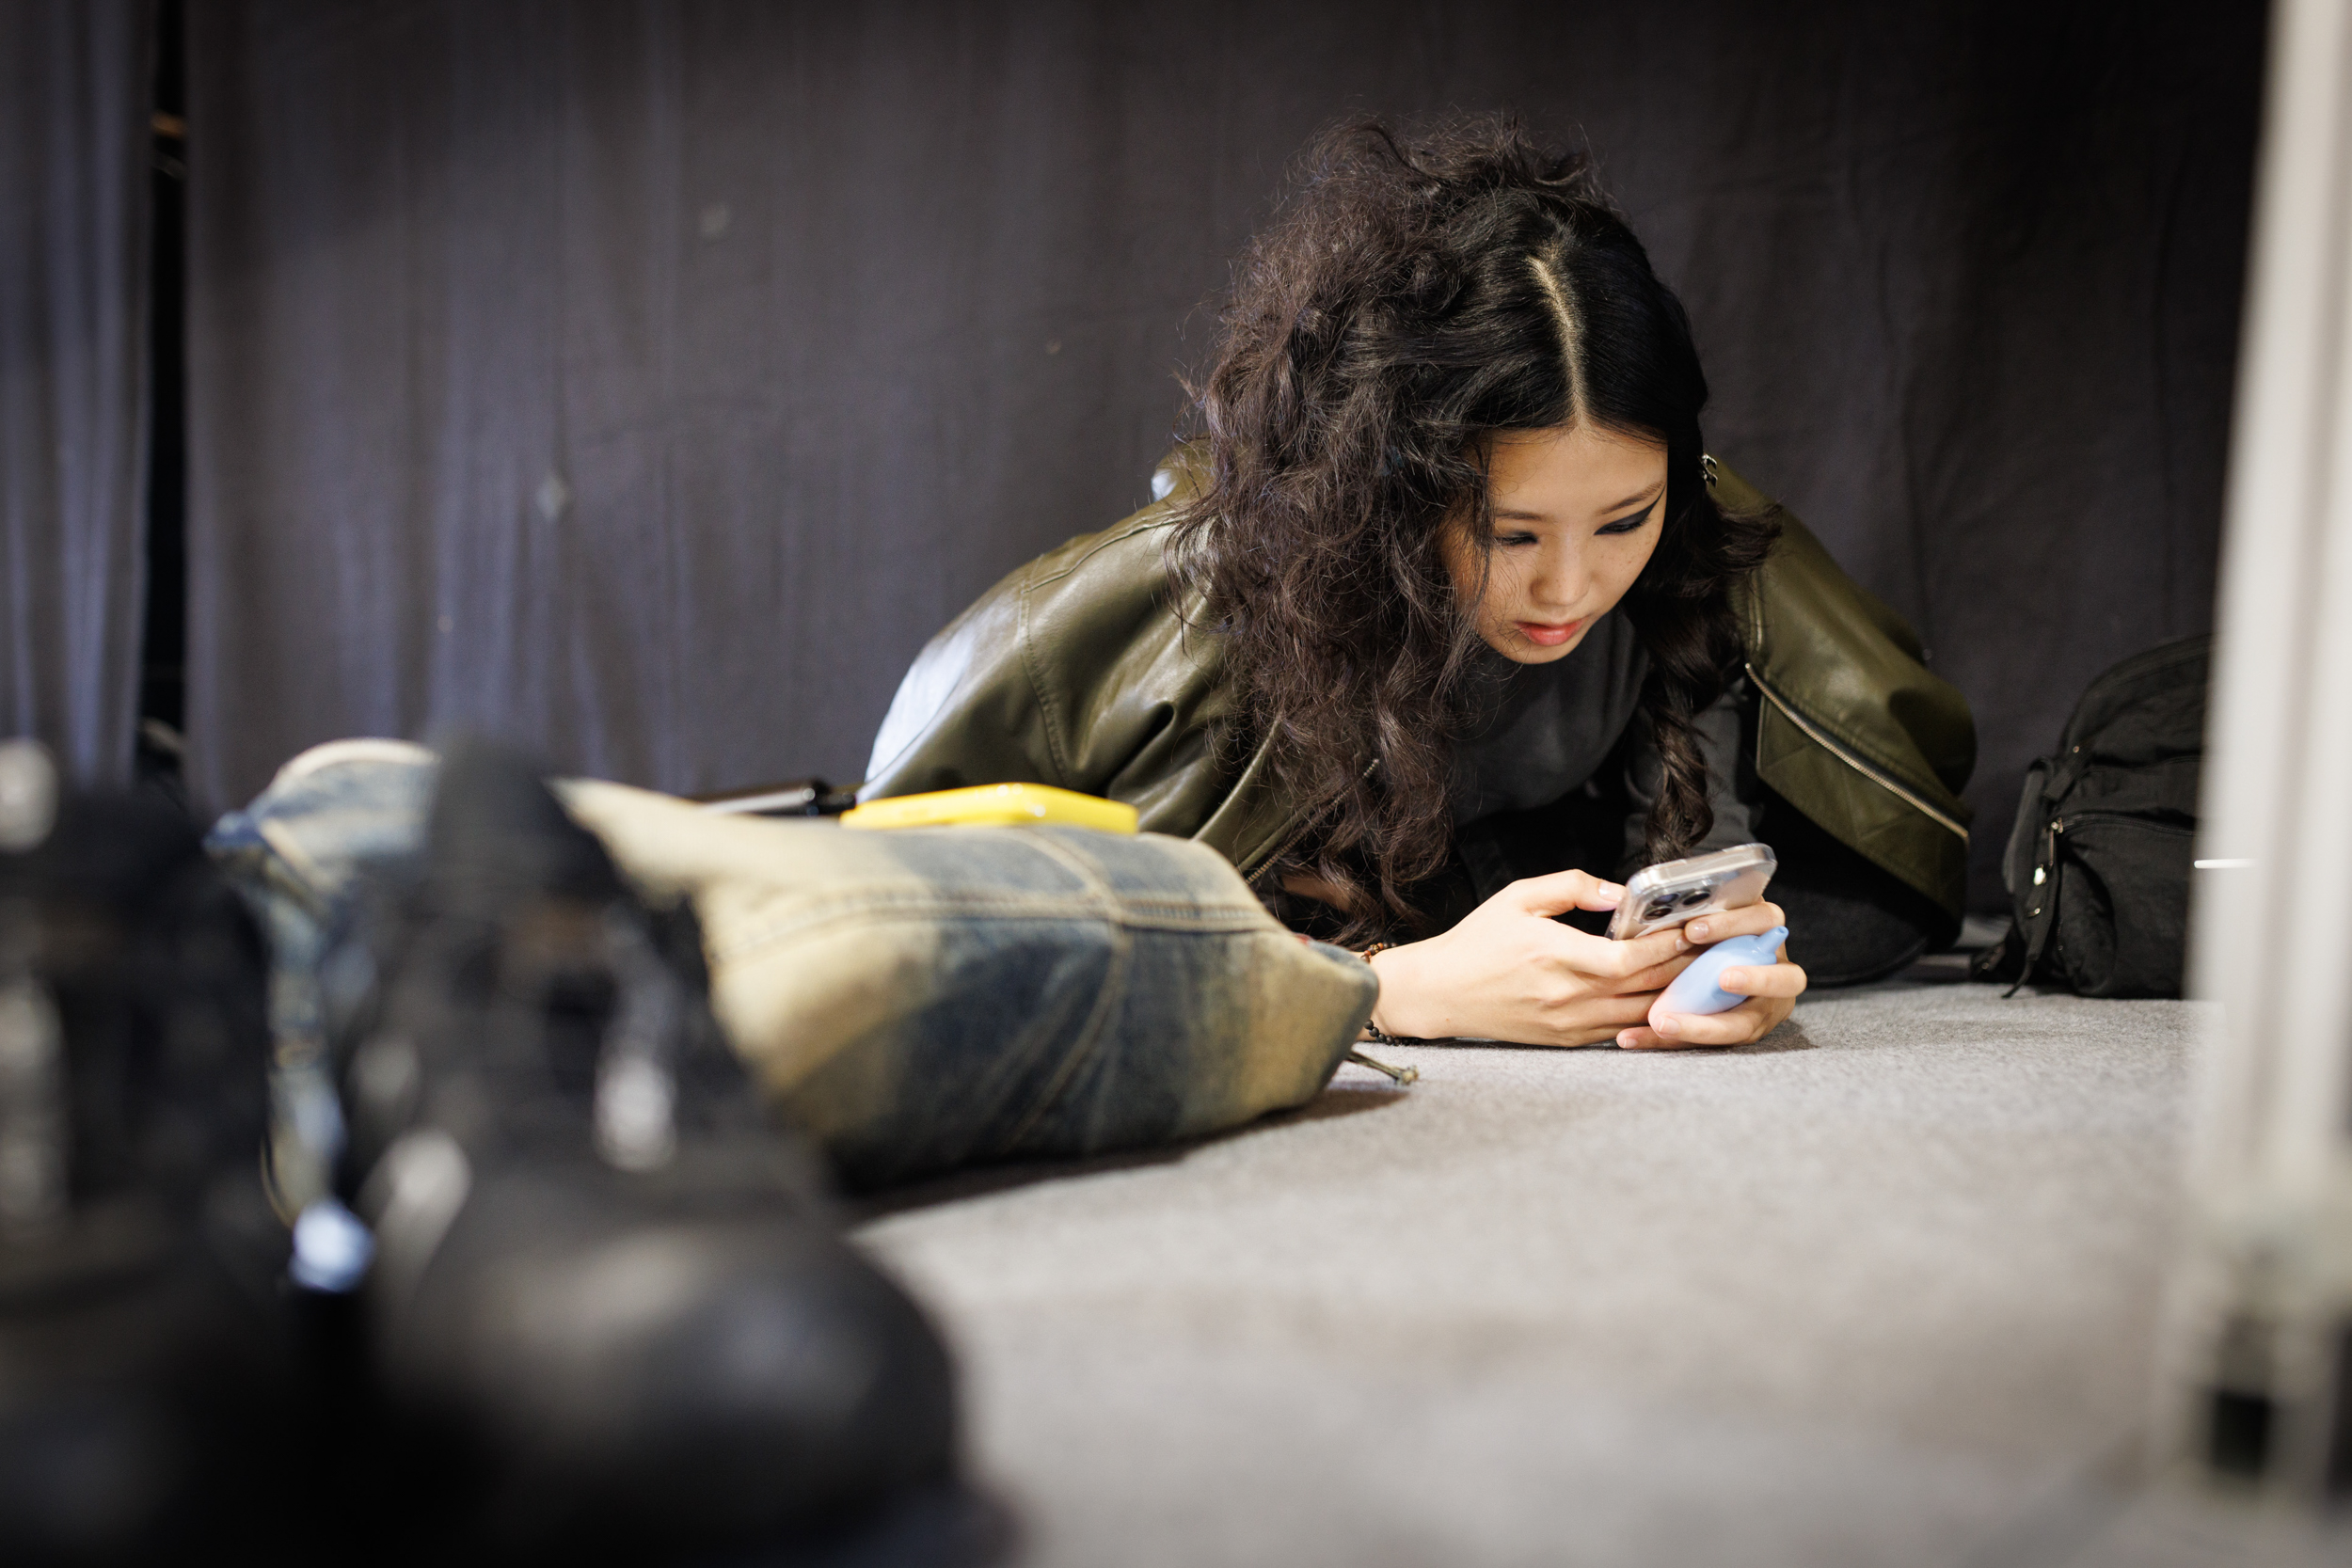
<box><xmin>0</xmin><ymin>1</ymin><xmax>152</xmax><ymax>784</ymax></box>
<box><xmin>183</xmin><ymin>1</ymin><xmax>2263</xmax><ymax>907</ymax></box>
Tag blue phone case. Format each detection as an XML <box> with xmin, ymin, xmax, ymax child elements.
<box><xmin>1656</xmin><ymin>925</ymin><xmax>1789</xmax><ymax>1016</ymax></box>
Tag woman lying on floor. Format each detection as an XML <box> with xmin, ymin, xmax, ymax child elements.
<box><xmin>862</xmin><ymin>116</ymin><xmax>1976</xmax><ymax>1050</ymax></box>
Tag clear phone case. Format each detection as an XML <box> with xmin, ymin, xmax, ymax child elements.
<box><xmin>1606</xmin><ymin>842</ymin><xmax>1778</xmax><ymax>941</ymax></box>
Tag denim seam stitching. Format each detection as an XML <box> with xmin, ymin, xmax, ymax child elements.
<box><xmin>704</xmin><ymin>904</ymin><xmax>1268</xmax><ymax>965</ymax></box>
<box><xmin>704</xmin><ymin>882</ymin><xmax>1267</xmax><ymax>932</ymax></box>
<box><xmin>707</xmin><ymin>892</ymin><xmax>1270</xmax><ymax>924</ymax></box>
<box><xmin>994</xmin><ymin>832</ymin><xmax>1135</xmax><ymax>1156</ymax></box>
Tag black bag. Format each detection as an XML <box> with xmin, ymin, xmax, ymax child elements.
<box><xmin>1972</xmin><ymin>635</ymin><xmax>2209</xmax><ymax>997</ymax></box>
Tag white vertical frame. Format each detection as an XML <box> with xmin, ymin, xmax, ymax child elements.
<box><xmin>2189</xmin><ymin>0</ymin><xmax>2352</xmax><ymax>1225</ymax></box>
<box><xmin>2170</xmin><ymin>0</ymin><xmax>2352</xmax><ymax>1496</ymax></box>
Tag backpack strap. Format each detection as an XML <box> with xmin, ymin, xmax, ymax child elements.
<box><xmin>2008</xmin><ymin>815</ymin><xmax>2065</xmax><ymax>996</ymax></box>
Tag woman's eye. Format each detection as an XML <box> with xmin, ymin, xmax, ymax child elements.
<box><xmin>1596</xmin><ymin>508</ymin><xmax>1653</xmax><ymax>536</ymax></box>
<box><xmin>1493</xmin><ymin>531</ymin><xmax>1539</xmax><ymax>547</ymax></box>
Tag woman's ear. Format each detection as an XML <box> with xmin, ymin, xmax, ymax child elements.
<box><xmin>1434</xmin><ymin>500</ymin><xmax>1492</xmax><ymax>610</ymax></box>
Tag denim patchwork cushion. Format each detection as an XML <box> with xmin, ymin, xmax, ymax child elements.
<box><xmin>210</xmin><ymin>744</ymin><xmax>1376</xmax><ymax>1188</ymax></box>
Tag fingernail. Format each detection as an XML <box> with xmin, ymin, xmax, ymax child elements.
<box><xmin>1720</xmin><ymin>968</ymin><xmax>1743</xmax><ymax>989</ymax></box>
<box><xmin>1616</xmin><ymin>1030</ymin><xmax>1636</xmax><ymax>1047</ymax></box>
<box><xmin>1675</xmin><ymin>935</ymin><xmax>1691</xmax><ymax>953</ymax></box>
<box><xmin>1687</xmin><ymin>921</ymin><xmax>1708</xmax><ymax>942</ymax></box>
<box><xmin>1655</xmin><ymin>1015</ymin><xmax>1680</xmax><ymax>1037</ymax></box>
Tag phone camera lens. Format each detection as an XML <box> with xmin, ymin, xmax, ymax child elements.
<box><xmin>1678</xmin><ymin>888</ymin><xmax>1712</xmax><ymax>908</ymax></box>
<box><xmin>1645</xmin><ymin>898</ymin><xmax>1676</xmax><ymax>920</ymax></box>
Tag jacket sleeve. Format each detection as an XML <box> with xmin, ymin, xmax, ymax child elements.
<box><xmin>861</xmin><ymin>557</ymin><xmax>1063</xmax><ymax>798</ymax></box>
<box><xmin>856</xmin><ymin>446</ymin><xmax>1311</xmax><ymax>868</ymax></box>
<box><xmin>858</xmin><ymin>515</ymin><xmax>1227</xmax><ymax>819</ymax></box>
<box><xmin>857</xmin><ymin>508</ymin><xmax>1288</xmax><ymax>860</ymax></box>
<box><xmin>1715</xmin><ymin>462</ymin><xmax>1976</xmax><ymax>923</ymax></box>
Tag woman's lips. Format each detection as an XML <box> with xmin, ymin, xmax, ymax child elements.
<box><xmin>1517</xmin><ymin>618</ymin><xmax>1584</xmax><ymax>648</ymax></box>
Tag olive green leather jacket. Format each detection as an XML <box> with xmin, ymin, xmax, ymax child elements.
<box><xmin>863</xmin><ymin>450</ymin><xmax>1977</xmax><ymax>921</ymax></box>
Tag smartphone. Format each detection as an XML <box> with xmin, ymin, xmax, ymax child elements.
<box><xmin>1606</xmin><ymin>843</ymin><xmax>1777</xmax><ymax>941</ymax></box>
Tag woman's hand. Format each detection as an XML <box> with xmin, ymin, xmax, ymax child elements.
<box><xmin>1613</xmin><ymin>904</ymin><xmax>1806</xmax><ymax>1050</ymax></box>
<box><xmin>1366</xmin><ymin>870</ymin><xmax>1700</xmax><ymax>1047</ymax></box>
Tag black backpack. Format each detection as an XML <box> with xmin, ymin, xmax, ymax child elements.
<box><xmin>1972</xmin><ymin>635</ymin><xmax>2210</xmax><ymax>997</ymax></box>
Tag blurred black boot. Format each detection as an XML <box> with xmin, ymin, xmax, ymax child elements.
<box><xmin>326</xmin><ymin>742</ymin><xmax>956</xmax><ymax>1559</ymax></box>
<box><xmin>0</xmin><ymin>743</ymin><xmax>300</xmax><ymax>1562</ymax></box>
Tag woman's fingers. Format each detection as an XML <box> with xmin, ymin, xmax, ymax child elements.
<box><xmin>1617</xmin><ymin>948</ymin><xmax>1704</xmax><ymax>992</ymax></box>
<box><xmin>1507</xmin><ymin>869</ymin><xmax>1627</xmax><ymax>918</ymax></box>
<box><xmin>1560</xmin><ymin>923</ymin><xmax>1691</xmax><ymax>979</ymax></box>
<box><xmin>1625</xmin><ymin>951</ymin><xmax>1804</xmax><ymax>1048</ymax></box>
<box><xmin>1621</xmin><ymin>995</ymin><xmax>1784</xmax><ymax>1050</ymax></box>
<box><xmin>1556</xmin><ymin>1021</ymin><xmax>1652</xmax><ymax>1048</ymax></box>
<box><xmin>1534</xmin><ymin>991</ymin><xmax>1660</xmax><ymax>1047</ymax></box>
<box><xmin>1681</xmin><ymin>901</ymin><xmax>1787</xmax><ymax>945</ymax></box>
<box><xmin>1718</xmin><ymin>960</ymin><xmax>1808</xmax><ymax>1000</ymax></box>
<box><xmin>1649</xmin><ymin>1008</ymin><xmax>1761</xmax><ymax>1047</ymax></box>
<box><xmin>1547</xmin><ymin>901</ymin><xmax>1784</xmax><ymax>985</ymax></box>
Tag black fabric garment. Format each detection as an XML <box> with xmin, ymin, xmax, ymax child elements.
<box><xmin>0</xmin><ymin>2</ymin><xmax>151</xmax><ymax>784</ymax></box>
<box><xmin>1760</xmin><ymin>800</ymin><xmax>1944</xmax><ymax>987</ymax></box>
<box><xmin>181</xmin><ymin>0</ymin><xmax>2262</xmax><ymax>905</ymax></box>
<box><xmin>1450</xmin><ymin>616</ymin><xmax>1650</xmax><ymax>826</ymax></box>
<box><xmin>1282</xmin><ymin>674</ymin><xmax>1937</xmax><ymax>985</ymax></box>
<box><xmin>1617</xmin><ymin>678</ymin><xmax>1764</xmax><ymax>866</ymax></box>
<box><xmin>1449</xmin><ymin>622</ymin><xmax>1760</xmax><ymax>874</ymax></box>
<box><xmin>1276</xmin><ymin>777</ymin><xmax>1934</xmax><ymax>988</ymax></box>
<box><xmin>1454</xmin><ymin>721</ymin><xmax>1940</xmax><ymax>987</ymax></box>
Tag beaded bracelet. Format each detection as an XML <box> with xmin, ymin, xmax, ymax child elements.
<box><xmin>1356</xmin><ymin>942</ymin><xmax>1406</xmax><ymax>1047</ymax></box>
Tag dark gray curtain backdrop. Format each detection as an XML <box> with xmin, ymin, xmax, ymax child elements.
<box><xmin>184</xmin><ymin>0</ymin><xmax>2263</xmax><ymax>911</ymax></box>
<box><xmin>1</xmin><ymin>1</ymin><xmax>151</xmax><ymax>784</ymax></box>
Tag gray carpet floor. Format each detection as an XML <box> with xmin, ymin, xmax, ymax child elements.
<box><xmin>852</xmin><ymin>976</ymin><xmax>2311</xmax><ymax>1568</ymax></box>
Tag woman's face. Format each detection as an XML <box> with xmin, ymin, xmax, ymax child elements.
<box><xmin>1442</xmin><ymin>421</ymin><xmax>1669</xmax><ymax>664</ymax></box>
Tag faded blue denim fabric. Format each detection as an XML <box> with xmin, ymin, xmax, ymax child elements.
<box><xmin>209</xmin><ymin>745</ymin><xmax>1378</xmax><ymax>1190</ymax></box>
<box><xmin>205</xmin><ymin>740</ymin><xmax>442</xmax><ymax>1208</ymax></box>
<box><xmin>205</xmin><ymin>740</ymin><xmax>441</xmax><ymax>1059</ymax></box>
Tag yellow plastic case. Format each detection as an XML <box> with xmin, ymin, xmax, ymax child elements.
<box><xmin>837</xmin><ymin>783</ymin><xmax>1138</xmax><ymax>834</ymax></box>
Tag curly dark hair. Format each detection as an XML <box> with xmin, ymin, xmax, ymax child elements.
<box><xmin>1170</xmin><ymin>115</ymin><xmax>1779</xmax><ymax>941</ymax></box>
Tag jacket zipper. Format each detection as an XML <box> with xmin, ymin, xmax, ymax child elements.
<box><xmin>1236</xmin><ymin>754</ymin><xmax>1378</xmax><ymax>881</ymax></box>
<box><xmin>1241</xmin><ymin>816</ymin><xmax>1312</xmax><ymax>881</ymax></box>
<box><xmin>2049</xmin><ymin>810</ymin><xmax>2191</xmax><ymax>837</ymax></box>
<box><xmin>1744</xmin><ymin>662</ymin><xmax>1970</xmax><ymax>843</ymax></box>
